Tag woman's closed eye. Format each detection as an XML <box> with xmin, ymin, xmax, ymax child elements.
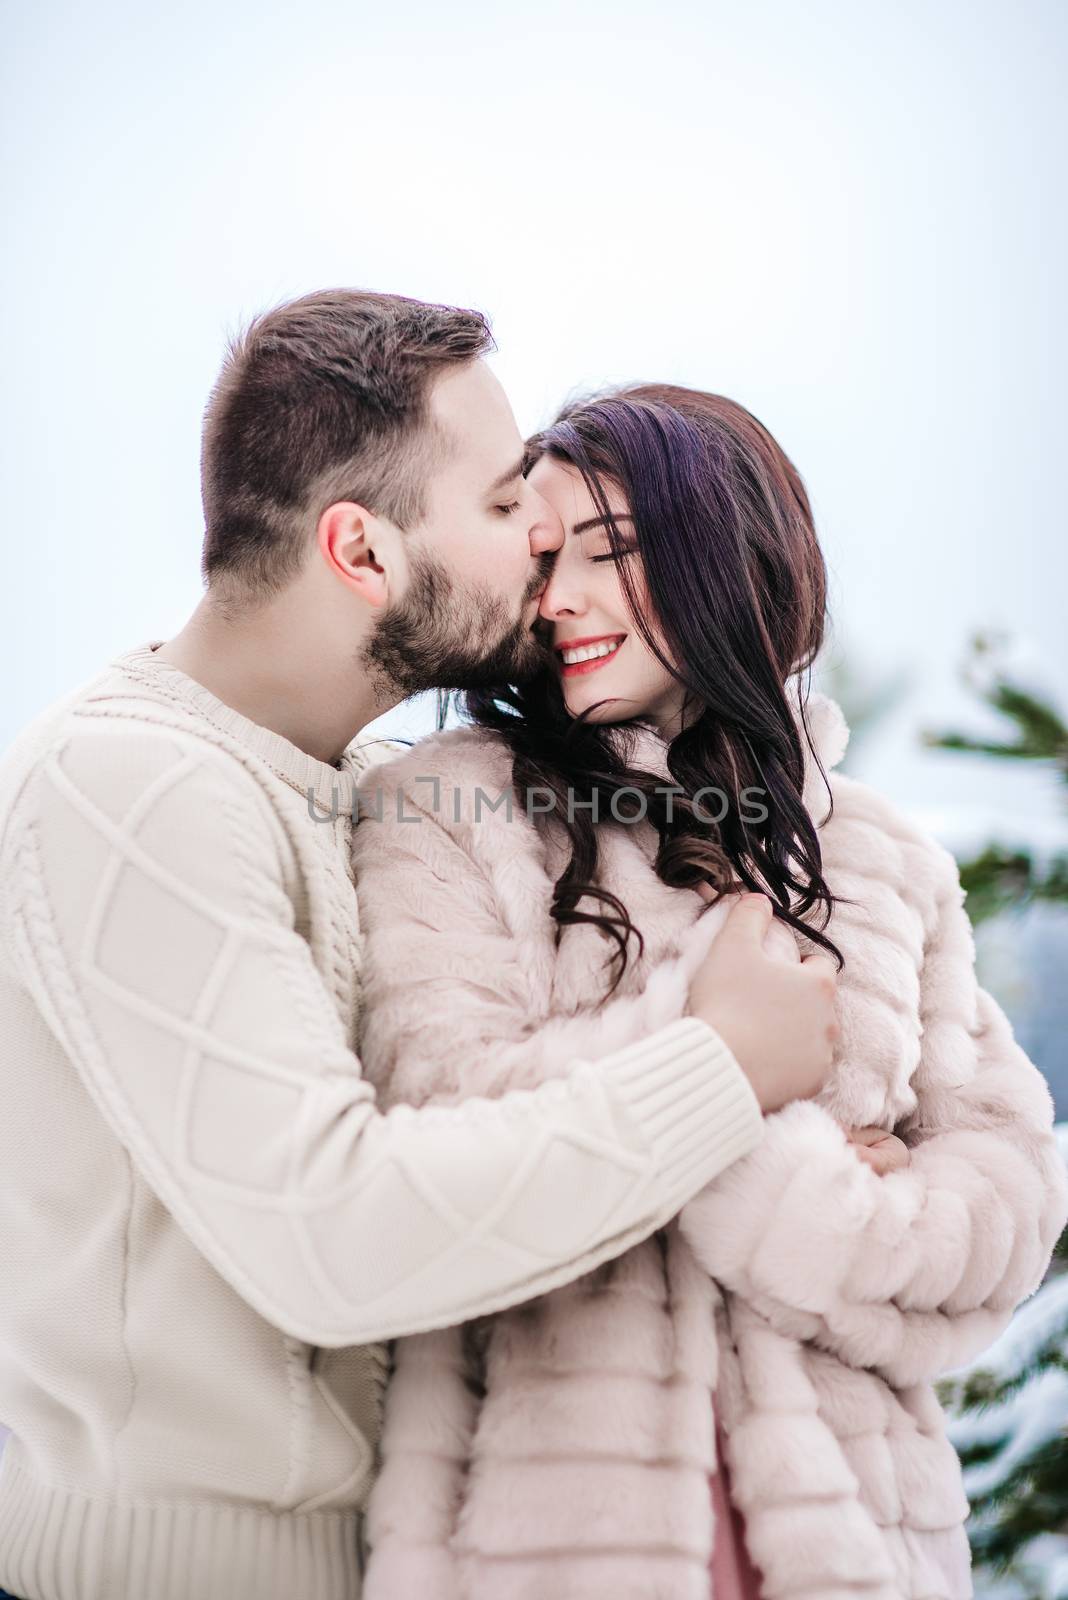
<box><xmin>587</xmin><ymin>543</ymin><xmax>639</xmax><ymax>563</ymax></box>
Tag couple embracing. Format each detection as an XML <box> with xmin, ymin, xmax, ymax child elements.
<box><xmin>0</xmin><ymin>288</ymin><xmax>1063</xmax><ymax>1600</ymax></box>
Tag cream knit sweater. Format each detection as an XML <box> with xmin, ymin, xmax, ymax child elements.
<box><xmin>0</xmin><ymin>639</ymin><xmax>765</xmax><ymax>1600</ymax></box>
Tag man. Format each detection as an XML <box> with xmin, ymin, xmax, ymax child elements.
<box><xmin>0</xmin><ymin>289</ymin><xmax>839</xmax><ymax>1600</ymax></box>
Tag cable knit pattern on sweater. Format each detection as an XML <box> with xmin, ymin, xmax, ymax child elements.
<box><xmin>350</xmin><ymin>693</ymin><xmax>1068</xmax><ymax>1600</ymax></box>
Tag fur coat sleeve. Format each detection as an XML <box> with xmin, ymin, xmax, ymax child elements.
<box><xmin>677</xmin><ymin>839</ymin><xmax>1068</xmax><ymax>1388</ymax></box>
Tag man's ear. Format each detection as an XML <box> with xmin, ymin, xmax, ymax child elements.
<box><xmin>316</xmin><ymin>501</ymin><xmax>393</xmax><ymax>608</ymax></box>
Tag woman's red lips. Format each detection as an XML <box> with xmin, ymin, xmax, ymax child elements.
<box><xmin>554</xmin><ymin>633</ymin><xmax>627</xmax><ymax>653</ymax></box>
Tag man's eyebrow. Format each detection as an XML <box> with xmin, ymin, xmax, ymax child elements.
<box><xmin>486</xmin><ymin>456</ymin><xmax>526</xmax><ymax>495</ymax></box>
<box><xmin>571</xmin><ymin>514</ymin><xmax>635</xmax><ymax>535</ymax></box>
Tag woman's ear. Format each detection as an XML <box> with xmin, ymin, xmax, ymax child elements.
<box><xmin>316</xmin><ymin>500</ymin><xmax>393</xmax><ymax>608</ymax></box>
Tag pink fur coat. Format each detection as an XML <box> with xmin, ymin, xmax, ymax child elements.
<box><xmin>350</xmin><ymin>694</ymin><xmax>1067</xmax><ymax>1600</ymax></box>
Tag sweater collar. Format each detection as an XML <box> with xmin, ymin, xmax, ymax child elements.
<box><xmin>110</xmin><ymin>639</ymin><xmax>381</xmax><ymax>812</ymax></box>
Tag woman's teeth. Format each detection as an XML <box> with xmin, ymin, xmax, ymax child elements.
<box><xmin>559</xmin><ymin>637</ymin><xmax>625</xmax><ymax>673</ymax></box>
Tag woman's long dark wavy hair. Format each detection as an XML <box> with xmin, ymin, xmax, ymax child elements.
<box><xmin>458</xmin><ymin>382</ymin><xmax>849</xmax><ymax>997</ymax></box>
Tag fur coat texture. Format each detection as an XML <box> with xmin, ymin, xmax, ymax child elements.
<box><xmin>349</xmin><ymin>692</ymin><xmax>1068</xmax><ymax>1600</ymax></box>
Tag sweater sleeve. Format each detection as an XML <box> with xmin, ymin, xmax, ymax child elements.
<box><xmin>2</xmin><ymin>721</ymin><xmax>763</xmax><ymax>1349</ymax></box>
<box><xmin>677</xmin><ymin>849</ymin><xmax>1068</xmax><ymax>1387</ymax></box>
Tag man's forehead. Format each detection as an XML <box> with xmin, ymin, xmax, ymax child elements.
<box><xmin>430</xmin><ymin>357</ymin><xmax>507</xmax><ymax>423</ymax></box>
<box><xmin>429</xmin><ymin>417</ymin><xmax>523</xmax><ymax>488</ymax></box>
<box><xmin>428</xmin><ymin>364</ymin><xmax>523</xmax><ymax>479</ymax></box>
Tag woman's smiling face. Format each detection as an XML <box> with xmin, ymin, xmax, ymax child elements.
<box><xmin>529</xmin><ymin>456</ymin><xmax>688</xmax><ymax>735</ymax></box>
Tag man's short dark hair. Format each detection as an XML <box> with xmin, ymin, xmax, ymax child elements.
<box><xmin>199</xmin><ymin>287</ymin><xmax>494</xmax><ymax>602</ymax></box>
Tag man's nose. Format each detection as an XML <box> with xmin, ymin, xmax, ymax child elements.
<box><xmin>528</xmin><ymin>495</ymin><xmax>565</xmax><ymax>555</ymax></box>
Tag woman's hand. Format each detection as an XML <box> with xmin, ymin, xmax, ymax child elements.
<box><xmin>695</xmin><ymin>887</ymin><xmax>907</xmax><ymax>1175</ymax></box>
<box><xmin>688</xmin><ymin>893</ymin><xmax>836</xmax><ymax>1112</ymax></box>
<box><xmin>845</xmin><ymin>1125</ymin><xmax>911</xmax><ymax>1175</ymax></box>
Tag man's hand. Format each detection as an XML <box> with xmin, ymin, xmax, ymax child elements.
<box><xmin>845</xmin><ymin>1126</ymin><xmax>911</xmax><ymax>1176</ymax></box>
<box><xmin>688</xmin><ymin>893</ymin><xmax>838</xmax><ymax>1114</ymax></box>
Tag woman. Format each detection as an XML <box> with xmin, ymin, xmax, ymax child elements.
<box><xmin>350</xmin><ymin>384</ymin><xmax>1067</xmax><ymax>1599</ymax></box>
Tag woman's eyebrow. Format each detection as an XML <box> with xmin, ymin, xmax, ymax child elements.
<box><xmin>571</xmin><ymin>514</ymin><xmax>635</xmax><ymax>535</ymax></box>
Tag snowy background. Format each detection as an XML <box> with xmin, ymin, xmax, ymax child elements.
<box><xmin>3</xmin><ymin>0</ymin><xmax>1066</xmax><ymax>1587</ymax></box>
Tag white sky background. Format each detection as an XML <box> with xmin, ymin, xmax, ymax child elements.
<box><xmin>2</xmin><ymin>0</ymin><xmax>1066</xmax><ymax>851</ymax></box>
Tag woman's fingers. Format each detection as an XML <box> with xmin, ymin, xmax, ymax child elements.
<box><xmin>846</xmin><ymin>1127</ymin><xmax>911</xmax><ymax>1175</ymax></box>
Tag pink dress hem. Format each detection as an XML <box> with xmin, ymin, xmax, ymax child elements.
<box><xmin>708</xmin><ymin>1411</ymin><xmax>764</xmax><ymax>1599</ymax></box>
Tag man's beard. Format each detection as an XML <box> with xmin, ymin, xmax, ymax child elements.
<box><xmin>361</xmin><ymin>546</ymin><xmax>556</xmax><ymax>697</ymax></box>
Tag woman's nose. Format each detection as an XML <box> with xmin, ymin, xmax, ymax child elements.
<box><xmin>537</xmin><ymin>559</ymin><xmax>586</xmax><ymax>623</ymax></box>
